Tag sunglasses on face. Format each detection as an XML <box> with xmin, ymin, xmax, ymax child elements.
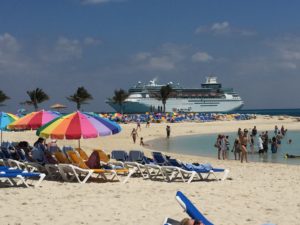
<box><xmin>193</xmin><ymin>220</ymin><xmax>202</xmax><ymax>225</ymax></box>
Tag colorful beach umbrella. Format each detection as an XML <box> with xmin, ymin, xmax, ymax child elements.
<box><xmin>36</xmin><ymin>111</ymin><xmax>121</xmax><ymax>140</ymax></box>
<box><xmin>0</xmin><ymin>112</ymin><xmax>19</xmax><ymax>143</ymax></box>
<box><xmin>7</xmin><ymin>110</ymin><xmax>61</xmax><ymax>130</ymax></box>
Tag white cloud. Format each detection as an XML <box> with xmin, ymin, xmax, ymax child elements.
<box><xmin>0</xmin><ymin>33</ymin><xmax>35</xmax><ymax>74</ymax></box>
<box><xmin>0</xmin><ymin>33</ymin><xmax>20</xmax><ymax>55</ymax></box>
<box><xmin>83</xmin><ymin>37</ymin><xmax>102</xmax><ymax>46</ymax></box>
<box><xmin>211</xmin><ymin>21</ymin><xmax>230</xmax><ymax>34</ymax></box>
<box><xmin>195</xmin><ymin>21</ymin><xmax>256</xmax><ymax>36</ymax></box>
<box><xmin>132</xmin><ymin>43</ymin><xmax>187</xmax><ymax>71</ymax></box>
<box><xmin>41</xmin><ymin>36</ymin><xmax>103</xmax><ymax>63</ymax></box>
<box><xmin>148</xmin><ymin>56</ymin><xmax>175</xmax><ymax>71</ymax></box>
<box><xmin>54</xmin><ymin>37</ymin><xmax>82</xmax><ymax>61</ymax></box>
<box><xmin>192</xmin><ymin>52</ymin><xmax>213</xmax><ymax>63</ymax></box>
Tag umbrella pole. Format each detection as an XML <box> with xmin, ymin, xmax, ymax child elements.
<box><xmin>78</xmin><ymin>139</ymin><xmax>80</xmax><ymax>148</ymax></box>
<box><xmin>0</xmin><ymin>130</ymin><xmax>2</xmax><ymax>145</ymax></box>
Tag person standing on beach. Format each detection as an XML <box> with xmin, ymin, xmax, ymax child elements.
<box><xmin>263</xmin><ymin>131</ymin><xmax>269</xmax><ymax>153</ymax></box>
<box><xmin>252</xmin><ymin>126</ymin><xmax>257</xmax><ymax>137</ymax></box>
<box><xmin>232</xmin><ymin>138</ymin><xmax>241</xmax><ymax>160</ymax></box>
<box><xmin>131</xmin><ymin>128</ymin><xmax>138</xmax><ymax>143</ymax></box>
<box><xmin>220</xmin><ymin>135</ymin><xmax>227</xmax><ymax>160</ymax></box>
<box><xmin>146</xmin><ymin>120</ymin><xmax>150</xmax><ymax>128</ymax></box>
<box><xmin>237</xmin><ymin>128</ymin><xmax>242</xmax><ymax>136</ymax></box>
<box><xmin>239</xmin><ymin>129</ymin><xmax>249</xmax><ymax>163</ymax></box>
<box><xmin>225</xmin><ymin>135</ymin><xmax>230</xmax><ymax>158</ymax></box>
<box><xmin>136</xmin><ymin>121</ymin><xmax>141</xmax><ymax>131</ymax></box>
<box><xmin>258</xmin><ymin>134</ymin><xmax>264</xmax><ymax>154</ymax></box>
<box><xmin>250</xmin><ymin>134</ymin><xmax>254</xmax><ymax>154</ymax></box>
<box><xmin>214</xmin><ymin>134</ymin><xmax>222</xmax><ymax>160</ymax></box>
<box><xmin>166</xmin><ymin>125</ymin><xmax>171</xmax><ymax>138</ymax></box>
<box><xmin>274</xmin><ymin>125</ymin><xmax>279</xmax><ymax>135</ymax></box>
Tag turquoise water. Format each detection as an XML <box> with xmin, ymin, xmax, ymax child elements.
<box><xmin>148</xmin><ymin>130</ymin><xmax>300</xmax><ymax>165</ymax></box>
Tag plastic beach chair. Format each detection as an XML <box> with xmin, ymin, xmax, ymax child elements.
<box><xmin>128</xmin><ymin>150</ymin><xmax>145</xmax><ymax>163</ymax></box>
<box><xmin>182</xmin><ymin>163</ymin><xmax>230</xmax><ymax>181</ymax></box>
<box><xmin>111</xmin><ymin>150</ymin><xmax>128</xmax><ymax>162</ymax></box>
<box><xmin>65</xmin><ymin>151</ymin><xmax>135</xmax><ymax>184</ymax></box>
<box><xmin>176</xmin><ymin>191</ymin><xmax>214</xmax><ymax>225</ymax></box>
<box><xmin>0</xmin><ymin>167</ymin><xmax>46</xmax><ymax>188</ymax></box>
<box><xmin>163</xmin><ymin>218</ymin><xmax>181</xmax><ymax>225</ymax></box>
<box><xmin>152</xmin><ymin>151</ymin><xmax>170</xmax><ymax>166</ymax></box>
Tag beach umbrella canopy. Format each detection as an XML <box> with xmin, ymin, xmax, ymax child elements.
<box><xmin>36</xmin><ymin>111</ymin><xmax>121</xmax><ymax>140</ymax></box>
<box><xmin>8</xmin><ymin>110</ymin><xmax>61</xmax><ymax>130</ymax></box>
<box><xmin>0</xmin><ymin>112</ymin><xmax>19</xmax><ymax>143</ymax></box>
<box><xmin>50</xmin><ymin>103</ymin><xmax>67</xmax><ymax>110</ymax></box>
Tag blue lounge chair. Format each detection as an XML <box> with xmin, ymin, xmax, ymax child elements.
<box><xmin>154</xmin><ymin>152</ymin><xmax>230</xmax><ymax>181</ymax></box>
<box><xmin>0</xmin><ymin>166</ymin><xmax>46</xmax><ymax>188</ymax></box>
<box><xmin>128</xmin><ymin>150</ymin><xmax>145</xmax><ymax>163</ymax></box>
<box><xmin>124</xmin><ymin>150</ymin><xmax>150</xmax><ymax>179</ymax></box>
<box><xmin>176</xmin><ymin>191</ymin><xmax>214</xmax><ymax>225</ymax></box>
<box><xmin>152</xmin><ymin>151</ymin><xmax>171</xmax><ymax>166</ymax></box>
<box><xmin>111</xmin><ymin>150</ymin><xmax>128</xmax><ymax>162</ymax></box>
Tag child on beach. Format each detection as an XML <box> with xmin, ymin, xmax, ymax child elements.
<box><xmin>140</xmin><ymin>137</ymin><xmax>149</xmax><ymax>146</ymax></box>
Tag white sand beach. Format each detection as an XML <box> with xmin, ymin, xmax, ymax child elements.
<box><xmin>1</xmin><ymin>116</ymin><xmax>300</xmax><ymax>225</ymax></box>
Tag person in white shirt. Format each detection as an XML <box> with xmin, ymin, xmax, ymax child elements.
<box><xmin>258</xmin><ymin>134</ymin><xmax>264</xmax><ymax>154</ymax></box>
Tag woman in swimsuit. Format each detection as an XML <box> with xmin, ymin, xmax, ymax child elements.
<box><xmin>239</xmin><ymin>129</ymin><xmax>249</xmax><ymax>163</ymax></box>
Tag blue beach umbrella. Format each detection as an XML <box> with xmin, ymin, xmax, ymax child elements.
<box><xmin>0</xmin><ymin>112</ymin><xmax>19</xmax><ymax>144</ymax></box>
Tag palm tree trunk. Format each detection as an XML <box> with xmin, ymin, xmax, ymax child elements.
<box><xmin>120</xmin><ymin>104</ymin><xmax>123</xmax><ymax>114</ymax></box>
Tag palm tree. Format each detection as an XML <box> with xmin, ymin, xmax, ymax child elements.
<box><xmin>111</xmin><ymin>89</ymin><xmax>129</xmax><ymax>114</ymax></box>
<box><xmin>156</xmin><ymin>85</ymin><xmax>173</xmax><ymax>113</ymax></box>
<box><xmin>0</xmin><ymin>90</ymin><xmax>10</xmax><ymax>106</ymax></box>
<box><xmin>67</xmin><ymin>87</ymin><xmax>93</xmax><ymax>110</ymax></box>
<box><xmin>24</xmin><ymin>88</ymin><xmax>49</xmax><ymax>111</ymax></box>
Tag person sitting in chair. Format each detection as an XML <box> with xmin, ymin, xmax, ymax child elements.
<box><xmin>180</xmin><ymin>218</ymin><xmax>204</xmax><ymax>225</ymax></box>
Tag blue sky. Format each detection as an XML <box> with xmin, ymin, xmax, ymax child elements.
<box><xmin>0</xmin><ymin>0</ymin><xmax>300</xmax><ymax>112</ymax></box>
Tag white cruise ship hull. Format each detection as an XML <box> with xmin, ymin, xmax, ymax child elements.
<box><xmin>107</xmin><ymin>98</ymin><xmax>244</xmax><ymax>113</ymax></box>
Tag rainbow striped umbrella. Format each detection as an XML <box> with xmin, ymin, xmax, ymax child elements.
<box><xmin>8</xmin><ymin>110</ymin><xmax>61</xmax><ymax>130</ymax></box>
<box><xmin>0</xmin><ymin>112</ymin><xmax>19</xmax><ymax>143</ymax></box>
<box><xmin>36</xmin><ymin>111</ymin><xmax>121</xmax><ymax>140</ymax></box>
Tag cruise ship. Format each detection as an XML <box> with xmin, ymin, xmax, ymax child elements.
<box><xmin>106</xmin><ymin>77</ymin><xmax>244</xmax><ymax>113</ymax></box>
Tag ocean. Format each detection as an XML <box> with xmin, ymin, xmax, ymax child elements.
<box><xmin>148</xmin><ymin>130</ymin><xmax>300</xmax><ymax>165</ymax></box>
<box><xmin>236</xmin><ymin>108</ymin><xmax>300</xmax><ymax>117</ymax></box>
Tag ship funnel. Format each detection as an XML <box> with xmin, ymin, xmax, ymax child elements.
<box><xmin>205</xmin><ymin>76</ymin><xmax>218</xmax><ymax>84</ymax></box>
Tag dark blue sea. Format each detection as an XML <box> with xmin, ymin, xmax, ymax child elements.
<box><xmin>236</xmin><ymin>108</ymin><xmax>300</xmax><ymax>117</ymax></box>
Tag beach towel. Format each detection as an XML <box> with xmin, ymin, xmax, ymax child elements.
<box><xmin>184</xmin><ymin>163</ymin><xmax>213</xmax><ymax>171</ymax></box>
<box><xmin>86</xmin><ymin>151</ymin><xmax>100</xmax><ymax>169</ymax></box>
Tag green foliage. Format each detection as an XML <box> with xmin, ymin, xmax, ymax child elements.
<box><xmin>156</xmin><ymin>85</ymin><xmax>173</xmax><ymax>112</ymax></box>
<box><xmin>67</xmin><ymin>86</ymin><xmax>93</xmax><ymax>110</ymax></box>
<box><xmin>0</xmin><ymin>90</ymin><xmax>10</xmax><ymax>106</ymax></box>
<box><xmin>112</xmin><ymin>89</ymin><xmax>129</xmax><ymax>113</ymax></box>
<box><xmin>25</xmin><ymin>88</ymin><xmax>49</xmax><ymax>111</ymax></box>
